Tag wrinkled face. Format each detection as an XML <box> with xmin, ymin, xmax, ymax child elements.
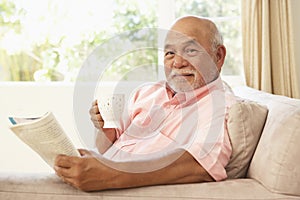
<box><xmin>164</xmin><ymin>30</ymin><xmax>219</xmax><ymax>93</ymax></box>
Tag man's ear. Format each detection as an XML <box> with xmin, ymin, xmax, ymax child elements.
<box><xmin>216</xmin><ymin>45</ymin><xmax>226</xmax><ymax>71</ymax></box>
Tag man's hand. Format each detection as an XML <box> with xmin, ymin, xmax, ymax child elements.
<box><xmin>54</xmin><ymin>149</ymin><xmax>119</xmax><ymax>191</ymax></box>
<box><xmin>89</xmin><ymin>100</ymin><xmax>117</xmax><ymax>153</ymax></box>
<box><xmin>89</xmin><ymin>100</ymin><xmax>104</xmax><ymax>129</ymax></box>
<box><xmin>54</xmin><ymin>149</ymin><xmax>213</xmax><ymax>192</ymax></box>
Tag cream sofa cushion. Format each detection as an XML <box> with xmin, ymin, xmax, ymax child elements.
<box><xmin>247</xmin><ymin>101</ymin><xmax>300</xmax><ymax>196</ymax></box>
<box><xmin>225</xmin><ymin>101</ymin><xmax>268</xmax><ymax>179</ymax></box>
<box><xmin>233</xmin><ymin>86</ymin><xmax>300</xmax><ymax>196</ymax></box>
<box><xmin>1</xmin><ymin>173</ymin><xmax>299</xmax><ymax>200</ymax></box>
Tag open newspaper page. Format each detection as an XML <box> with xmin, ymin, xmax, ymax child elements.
<box><xmin>9</xmin><ymin>112</ymin><xmax>80</xmax><ymax>168</ymax></box>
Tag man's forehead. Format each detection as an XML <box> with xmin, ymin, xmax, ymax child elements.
<box><xmin>164</xmin><ymin>33</ymin><xmax>201</xmax><ymax>48</ymax></box>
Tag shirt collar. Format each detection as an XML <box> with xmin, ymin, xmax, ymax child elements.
<box><xmin>165</xmin><ymin>76</ymin><xmax>225</xmax><ymax>107</ymax></box>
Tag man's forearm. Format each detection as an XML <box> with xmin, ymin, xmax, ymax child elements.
<box><xmin>104</xmin><ymin>151</ymin><xmax>214</xmax><ymax>190</ymax></box>
<box><xmin>54</xmin><ymin>149</ymin><xmax>213</xmax><ymax>192</ymax></box>
<box><xmin>95</xmin><ymin>129</ymin><xmax>115</xmax><ymax>154</ymax></box>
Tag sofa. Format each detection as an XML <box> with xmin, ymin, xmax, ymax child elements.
<box><xmin>0</xmin><ymin>86</ymin><xmax>300</xmax><ymax>200</ymax></box>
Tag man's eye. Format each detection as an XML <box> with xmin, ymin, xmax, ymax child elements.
<box><xmin>185</xmin><ymin>49</ymin><xmax>198</xmax><ymax>55</ymax></box>
<box><xmin>164</xmin><ymin>51</ymin><xmax>175</xmax><ymax>57</ymax></box>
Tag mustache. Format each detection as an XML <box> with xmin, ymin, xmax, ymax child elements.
<box><xmin>169</xmin><ymin>70</ymin><xmax>196</xmax><ymax>77</ymax></box>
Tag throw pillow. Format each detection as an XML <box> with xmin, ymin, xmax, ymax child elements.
<box><xmin>225</xmin><ymin>101</ymin><xmax>268</xmax><ymax>179</ymax></box>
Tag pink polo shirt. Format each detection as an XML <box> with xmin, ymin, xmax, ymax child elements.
<box><xmin>103</xmin><ymin>76</ymin><xmax>236</xmax><ymax>181</ymax></box>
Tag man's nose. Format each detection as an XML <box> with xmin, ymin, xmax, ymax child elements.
<box><xmin>173</xmin><ymin>54</ymin><xmax>187</xmax><ymax>68</ymax></box>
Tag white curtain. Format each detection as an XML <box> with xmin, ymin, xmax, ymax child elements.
<box><xmin>241</xmin><ymin>0</ymin><xmax>299</xmax><ymax>98</ymax></box>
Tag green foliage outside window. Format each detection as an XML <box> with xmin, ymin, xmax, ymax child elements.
<box><xmin>175</xmin><ymin>0</ymin><xmax>242</xmax><ymax>75</ymax></box>
<box><xmin>101</xmin><ymin>0</ymin><xmax>158</xmax><ymax>81</ymax></box>
<box><xmin>0</xmin><ymin>0</ymin><xmax>157</xmax><ymax>81</ymax></box>
<box><xmin>0</xmin><ymin>0</ymin><xmax>241</xmax><ymax>82</ymax></box>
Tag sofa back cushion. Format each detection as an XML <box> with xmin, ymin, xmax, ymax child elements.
<box><xmin>247</xmin><ymin>101</ymin><xmax>300</xmax><ymax>196</ymax></box>
<box><xmin>225</xmin><ymin>101</ymin><xmax>268</xmax><ymax>179</ymax></box>
<box><xmin>233</xmin><ymin>86</ymin><xmax>300</xmax><ymax>196</ymax></box>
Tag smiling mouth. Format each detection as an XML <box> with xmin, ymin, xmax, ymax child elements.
<box><xmin>172</xmin><ymin>73</ymin><xmax>194</xmax><ymax>78</ymax></box>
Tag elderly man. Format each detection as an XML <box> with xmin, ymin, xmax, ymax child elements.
<box><xmin>54</xmin><ymin>16</ymin><xmax>236</xmax><ymax>191</ymax></box>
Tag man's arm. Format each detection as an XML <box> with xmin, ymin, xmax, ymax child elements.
<box><xmin>95</xmin><ymin>129</ymin><xmax>116</xmax><ymax>154</ymax></box>
<box><xmin>54</xmin><ymin>149</ymin><xmax>213</xmax><ymax>192</ymax></box>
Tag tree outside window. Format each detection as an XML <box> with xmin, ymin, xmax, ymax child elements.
<box><xmin>0</xmin><ymin>0</ymin><xmax>241</xmax><ymax>82</ymax></box>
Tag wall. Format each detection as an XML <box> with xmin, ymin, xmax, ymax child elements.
<box><xmin>0</xmin><ymin>82</ymin><xmax>139</xmax><ymax>173</ymax></box>
<box><xmin>0</xmin><ymin>83</ymin><xmax>79</xmax><ymax>172</ymax></box>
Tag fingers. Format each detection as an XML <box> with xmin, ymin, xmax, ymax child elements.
<box><xmin>54</xmin><ymin>154</ymin><xmax>86</xmax><ymax>178</ymax></box>
<box><xmin>54</xmin><ymin>155</ymin><xmax>68</xmax><ymax>168</ymax></box>
<box><xmin>89</xmin><ymin>100</ymin><xmax>105</xmax><ymax>129</ymax></box>
<box><xmin>55</xmin><ymin>154</ymin><xmax>76</xmax><ymax>168</ymax></box>
<box><xmin>54</xmin><ymin>155</ymin><xmax>75</xmax><ymax>179</ymax></box>
<box><xmin>54</xmin><ymin>165</ymin><xmax>73</xmax><ymax>178</ymax></box>
<box><xmin>92</xmin><ymin>99</ymin><xmax>98</xmax><ymax>106</ymax></box>
<box><xmin>54</xmin><ymin>150</ymin><xmax>94</xmax><ymax>168</ymax></box>
<box><xmin>89</xmin><ymin>103</ymin><xmax>100</xmax><ymax>116</ymax></box>
<box><xmin>90</xmin><ymin>112</ymin><xmax>102</xmax><ymax>122</ymax></box>
<box><xmin>89</xmin><ymin>100</ymin><xmax>100</xmax><ymax>116</ymax></box>
<box><xmin>92</xmin><ymin>118</ymin><xmax>104</xmax><ymax>130</ymax></box>
<box><xmin>78</xmin><ymin>149</ymin><xmax>92</xmax><ymax>157</ymax></box>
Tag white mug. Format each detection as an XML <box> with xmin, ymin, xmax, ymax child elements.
<box><xmin>97</xmin><ymin>93</ymin><xmax>125</xmax><ymax>128</ymax></box>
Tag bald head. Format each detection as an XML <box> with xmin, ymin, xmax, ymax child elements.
<box><xmin>170</xmin><ymin>16</ymin><xmax>223</xmax><ymax>53</ymax></box>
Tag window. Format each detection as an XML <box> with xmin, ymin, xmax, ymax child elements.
<box><xmin>174</xmin><ymin>0</ymin><xmax>242</xmax><ymax>76</ymax></box>
<box><xmin>0</xmin><ymin>0</ymin><xmax>243</xmax><ymax>83</ymax></box>
<box><xmin>0</xmin><ymin>0</ymin><xmax>158</xmax><ymax>82</ymax></box>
